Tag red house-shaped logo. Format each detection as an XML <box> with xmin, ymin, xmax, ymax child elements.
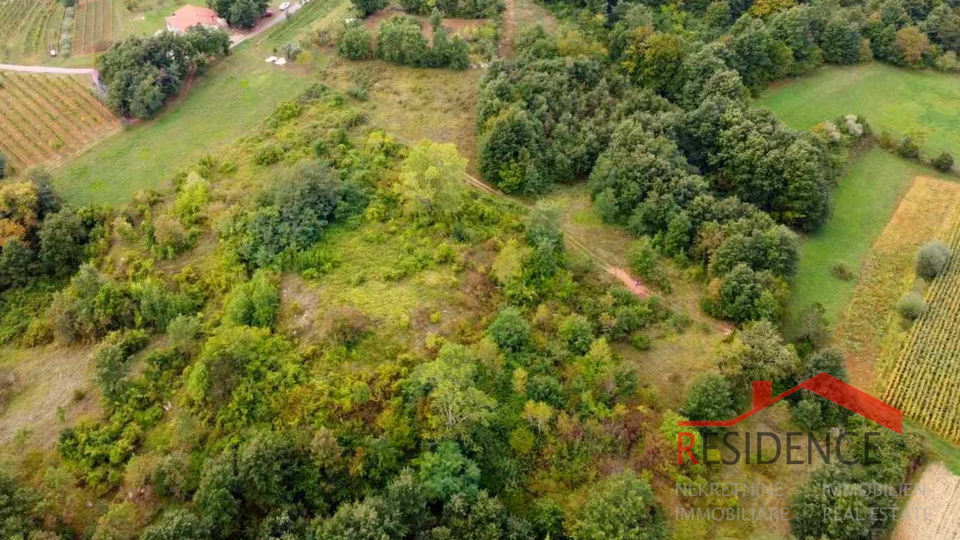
<box><xmin>679</xmin><ymin>373</ymin><xmax>902</xmax><ymax>433</ymax></box>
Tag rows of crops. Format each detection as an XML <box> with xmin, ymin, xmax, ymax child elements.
<box><xmin>0</xmin><ymin>0</ymin><xmax>66</xmax><ymax>60</ymax></box>
<box><xmin>885</xmin><ymin>212</ymin><xmax>960</xmax><ymax>443</ymax></box>
<box><xmin>0</xmin><ymin>71</ymin><xmax>121</xmax><ymax>170</ymax></box>
<box><xmin>73</xmin><ymin>0</ymin><xmax>115</xmax><ymax>54</ymax></box>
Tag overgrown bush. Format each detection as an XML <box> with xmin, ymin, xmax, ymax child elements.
<box><xmin>916</xmin><ymin>240</ymin><xmax>952</xmax><ymax>279</ymax></box>
<box><xmin>897</xmin><ymin>292</ymin><xmax>927</xmax><ymax>320</ymax></box>
<box><xmin>932</xmin><ymin>152</ymin><xmax>954</xmax><ymax>172</ymax></box>
<box><xmin>224</xmin><ymin>270</ymin><xmax>280</xmax><ymax>328</ymax></box>
<box><xmin>337</xmin><ymin>22</ymin><xmax>373</xmax><ymax>60</ymax></box>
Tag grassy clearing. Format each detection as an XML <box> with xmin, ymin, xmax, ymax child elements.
<box><xmin>784</xmin><ymin>147</ymin><xmax>949</xmax><ymax>333</ymax></box>
<box><xmin>52</xmin><ymin>44</ymin><xmax>315</xmax><ymax>205</ymax></box>
<box><xmin>319</xmin><ymin>55</ymin><xmax>485</xmax><ymax>170</ymax></box>
<box><xmin>756</xmin><ymin>63</ymin><xmax>960</xmax><ymax>158</ymax></box>
<box><xmin>835</xmin><ymin>175</ymin><xmax>960</xmax><ymax>390</ymax></box>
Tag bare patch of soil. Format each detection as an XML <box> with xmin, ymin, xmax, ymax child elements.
<box><xmin>892</xmin><ymin>462</ymin><xmax>960</xmax><ymax>540</ymax></box>
<box><xmin>0</xmin><ymin>345</ymin><xmax>99</xmax><ymax>449</ymax></box>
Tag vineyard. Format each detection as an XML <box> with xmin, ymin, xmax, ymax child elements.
<box><xmin>73</xmin><ymin>0</ymin><xmax>115</xmax><ymax>54</ymax></box>
<box><xmin>0</xmin><ymin>0</ymin><xmax>67</xmax><ymax>61</ymax></box>
<box><xmin>0</xmin><ymin>71</ymin><xmax>121</xmax><ymax>170</ymax></box>
<box><xmin>885</xmin><ymin>210</ymin><xmax>960</xmax><ymax>443</ymax></box>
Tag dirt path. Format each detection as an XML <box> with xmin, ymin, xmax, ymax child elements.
<box><xmin>459</xmin><ymin>168</ymin><xmax>734</xmax><ymax>334</ymax></box>
<box><xmin>0</xmin><ymin>64</ymin><xmax>96</xmax><ymax>76</ymax></box>
<box><xmin>500</xmin><ymin>0</ymin><xmax>517</xmax><ymax>57</ymax></box>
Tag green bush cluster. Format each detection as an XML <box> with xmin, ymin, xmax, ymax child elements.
<box><xmin>337</xmin><ymin>16</ymin><xmax>469</xmax><ymax>70</ymax></box>
<box><xmin>97</xmin><ymin>27</ymin><xmax>231</xmax><ymax>119</ymax></box>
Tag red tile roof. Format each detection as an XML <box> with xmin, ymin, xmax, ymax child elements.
<box><xmin>165</xmin><ymin>5</ymin><xmax>221</xmax><ymax>32</ymax></box>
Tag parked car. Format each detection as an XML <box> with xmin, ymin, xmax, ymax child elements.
<box><xmin>279</xmin><ymin>2</ymin><xmax>291</xmax><ymax>10</ymax></box>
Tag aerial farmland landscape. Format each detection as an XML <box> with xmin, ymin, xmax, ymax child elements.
<box><xmin>1</xmin><ymin>0</ymin><xmax>960</xmax><ymax>538</ymax></box>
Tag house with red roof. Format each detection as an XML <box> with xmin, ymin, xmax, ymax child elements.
<box><xmin>165</xmin><ymin>5</ymin><xmax>225</xmax><ymax>34</ymax></box>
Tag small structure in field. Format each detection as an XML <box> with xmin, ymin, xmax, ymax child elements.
<box><xmin>165</xmin><ymin>5</ymin><xmax>225</xmax><ymax>34</ymax></box>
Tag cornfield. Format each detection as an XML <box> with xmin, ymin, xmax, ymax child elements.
<box><xmin>0</xmin><ymin>71</ymin><xmax>121</xmax><ymax>170</ymax></box>
<box><xmin>885</xmin><ymin>215</ymin><xmax>960</xmax><ymax>442</ymax></box>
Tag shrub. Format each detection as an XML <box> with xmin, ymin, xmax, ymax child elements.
<box><xmin>350</xmin><ymin>0</ymin><xmax>385</xmax><ymax>17</ymax></box>
<box><xmin>558</xmin><ymin>314</ymin><xmax>594</xmax><ymax>355</ymax></box>
<box><xmin>337</xmin><ymin>23</ymin><xmax>373</xmax><ymax>59</ymax></box>
<box><xmin>932</xmin><ymin>152</ymin><xmax>954</xmax><ymax>172</ymax></box>
<box><xmin>897</xmin><ymin>136</ymin><xmax>921</xmax><ymax>159</ymax></box>
<box><xmin>830</xmin><ymin>262</ymin><xmax>855</xmax><ymax>281</ymax></box>
<box><xmin>224</xmin><ymin>270</ymin><xmax>280</xmax><ymax>328</ymax></box>
<box><xmin>140</xmin><ymin>509</ymin><xmax>208</xmax><ymax>540</ymax></box>
<box><xmin>897</xmin><ymin>292</ymin><xmax>927</xmax><ymax>320</ymax></box>
<box><xmin>168</xmin><ymin>314</ymin><xmax>203</xmax><ymax>350</ymax></box>
<box><xmin>376</xmin><ymin>16</ymin><xmax>428</xmax><ymax>66</ymax></box>
<box><xmin>916</xmin><ymin>240</ymin><xmax>951</xmax><ymax>279</ymax></box>
<box><xmin>629</xmin><ymin>237</ymin><xmax>671</xmax><ymax>293</ymax></box>
<box><xmin>253</xmin><ymin>143</ymin><xmax>284</xmax><ymax>166</ymax></box>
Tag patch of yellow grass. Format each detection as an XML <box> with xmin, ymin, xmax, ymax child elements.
<box><xmin>834</xmin><ymin>176</ymin><xmax>960</xmax><ymax>392</ymax></box>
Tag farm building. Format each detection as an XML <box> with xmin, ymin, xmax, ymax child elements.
<box><xmin>165</xmin><ymin>5</ymin><xmax>225</xmax><ymax>34</ymax></box>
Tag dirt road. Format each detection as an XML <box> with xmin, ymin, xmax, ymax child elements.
<box><xmin>0</xmin><ymin>64</ymin><xmax>96</xmax><ymax>75</ymax></box>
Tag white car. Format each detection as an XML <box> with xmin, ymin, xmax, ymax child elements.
<box><xmin>279</xmin><ymin>2</ymin><xmax>291</xmax><ymax>9</ymax></box>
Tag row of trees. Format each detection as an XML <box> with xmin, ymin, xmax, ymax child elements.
<box><xmin>207</xmin><ymin>0</ymin><xmax>268</xmax><ymax>29</ymax></box>
<box><xmin>350</xmin><ymin>0</ymin><xmax>501</xmax><ymax>19</ymax></box>
<box><xmin>96</xmin><ymin>27</ymin><xmax>231</xmax><ymax>119</ymax></box>
<box><xmin>338</xmin><ymin>18</ymin><xmax>470</xmax><ymax>70</ymax></box>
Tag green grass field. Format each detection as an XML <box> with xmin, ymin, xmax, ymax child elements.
<box><xmin>756</xmin><ymin>63</ymin><xmax>960</xmax><ymax>158</ymax></box>
<box><xmin>52</xmin><ymin>45</ymin><xmax>316</xmax><ymax>205</ymax></box>
<box><xmin>785</xmin><ymin>147</ymin><xmax>949</xmax><ymax>332</ymax></box>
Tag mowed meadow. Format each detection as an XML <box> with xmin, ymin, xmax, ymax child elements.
<box><xmin>756</xmin><ymin>63</ymin><xmax>960</xmax><ymax>157</ymax></box>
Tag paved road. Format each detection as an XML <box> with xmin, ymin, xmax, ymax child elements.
<box><xmin>0</xmin><ymin>64</ymin><xmax>96</xmax><ymax>75</ymax></box>
<box><xmin>230</xmin><ymin>1</ymin><xmax>304</xmax><ymax>46</ymax></box>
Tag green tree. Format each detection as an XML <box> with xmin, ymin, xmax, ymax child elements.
<box><xmin>395</xmin><ymin>141</ymin><xmax>467</xmax><ymax>225</ymax></box>
<box><xmin>683</xmin><ymin>372</ymin><xmax>737</xmax><ymax>425</ymax></box>
<box><xmin>409</xmin><ymin>344</ymin><xmax>497</xmax><ymax>441</ymax></box>
<box><xmin>140</xmin><ymin>509</ymin><xmax>209</xmax><ymax>540</ymax></box>
<box><xmin>488</xmin><ymin>306</ymin><xmax>530</xmax><ymax>352</ymax></box>
<box><xmin>338</xmin><ymin>22</ymin><xmax>374</xmax><ymax>59</ymax></box>
<box><xmin>821</xmin><ymin>18</ymin><xmax>862</xmax><ymax>64</ymax></box>
<box><xmin>719</xmin><ymin>319</ymin><xmax>800</xmax><ymax>390</ymax></box>
<box><xmin>350</xmin><ymin>0</ymin><xmax>386</xmax><ymax>17</ymax></box>
<box><xmin>932</xmin><ymin>152</ymin><xmax>954</xmax><ymax>172</ymax></box>
<box><xmin>39</xmin><ymin>208</ymin><xmax>88</xmax><ymax>276</ymax></box>
<box><xmin>413</xmin><ymin>441</ymin><xmax>480</xmax><ymax>503</ymax></box>
<box><xmin>570</xmin><ymin>472</ymin><xmax>665</xmax><ymax>540</ymax></box>
<box><xmin>916</xmin><ymin>240</ymin><xmax>951</xmax><ymax>279</ymax></box>
<box><xmin>558</xmin><ymin>314</ymin><xmax>594</xmax><ymax>355</ymax></box>
<box><xmin>715</xmin><ymin>264</ymin><xmax>780</xmax><ymax>322</ymax></box>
